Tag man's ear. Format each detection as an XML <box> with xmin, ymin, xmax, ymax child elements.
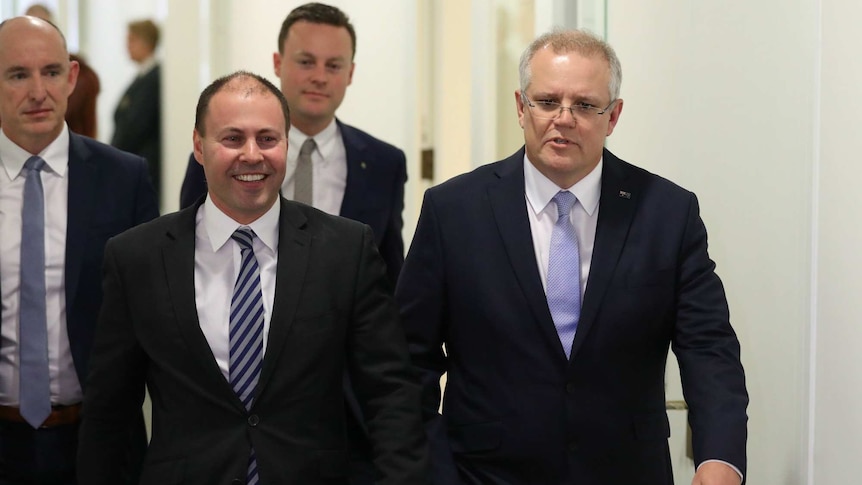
<box><xmin>192</xmin><ymin>129</ymin><xmax>204</xmax><ymax>166</ymax></box>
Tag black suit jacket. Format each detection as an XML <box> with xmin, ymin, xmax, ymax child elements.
<box><xmin>395</xmin><ymin>148</ymin><xmax>748</xmax><ymax>485</ymax></box>
<box><xmin>111</xmin><ymin>64</ymin><xmax>162</xmax><ymax>196</ymax></box>
<box><xmin>179</xmin><ymin>119</ymin><xmax>406</xmax><ymax>284</ymax></box>
<box><xmin>0</xmin><ymin>133</ymin><xmax>159</xmax><ymax>477</ymax></box>
<box><xmin>78</xmin><ymin>198</ymin><xmax>429</xmax><ymax>485</ymax></box>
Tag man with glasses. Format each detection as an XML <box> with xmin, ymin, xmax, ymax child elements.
<box><xmin>396</xmin><ymin>28</ymin><xmax>748</xmax><ymax>485</ymax></box>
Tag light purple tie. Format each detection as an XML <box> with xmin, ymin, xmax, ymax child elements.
<box><xmin>546</xmin><ymin>191</ymin><xmax>581</xmax><ymax>359</ymax></box>
<box><xmin>19</xmin><ymin>156</ymin><xmax>51</xmax><ymax>428</ymax></box>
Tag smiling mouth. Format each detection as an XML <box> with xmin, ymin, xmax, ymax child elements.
<box><xmin>550</xmin><ymin>137</ymin><xmax>573</xmax><ymax>145</ymax></box>
<box><xmin>235</xmin><ymin>174</ymin><xmax>266</xmax><ymax>182</ymax></box>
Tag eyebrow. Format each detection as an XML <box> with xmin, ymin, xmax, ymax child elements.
<box><xmin>295</xmin><ymin>51</ymin><xmax>348</xmax><ymax>63</ymax></box>
<box><xmin>4</xmin><ymin>63</ymin><xmax>64</xmax><ymax>74</ymax></box>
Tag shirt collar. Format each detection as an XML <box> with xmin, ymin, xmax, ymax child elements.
<box><xmin>201</xmin><ymin>195</ymin><xmax>281</xmax><ymax>253</ymax></box>
<box><xmin>0</xmin><ymin>124</ymin><xmax>71</xmax><ymax>181</ymax></box>
<box><xmin>523</xmin><ymin>153</ymin><xmax>602</xmax><ymax>217</ymax></box>
<box><xmin>288</xmin><ymin>118</ymin><xmax>339</xmax><ymax>162</ymax></box>
<box><xmin>137</xmin><ymin>57</ymin><xmax>158</xmax><ymax>76</ymax></box>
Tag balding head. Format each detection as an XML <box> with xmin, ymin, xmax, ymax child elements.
<box><xmin>0</xmin><ymin>16</ymin><xmax>78</xmax><ymax>154</ymax></box>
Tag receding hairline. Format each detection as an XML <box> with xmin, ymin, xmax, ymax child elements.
<box><xmin>0</xmin><ymin>16</ymin><xmax>70</xmax><ymax>52</ymax></box>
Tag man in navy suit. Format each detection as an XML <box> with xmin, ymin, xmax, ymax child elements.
<box><xmin>180</xmin><ymin>3</ymin><xmax>406</xmax><ymax>286</ymax></box>
<box><xmin>0</xmin><ymin>16</ymin><xmax>158</xmax><ymax>484</ymax></box>
<box><xmin>396</xmin><ymin>29</ymin><xmax>749</xmax><ymax>485</ymax></box>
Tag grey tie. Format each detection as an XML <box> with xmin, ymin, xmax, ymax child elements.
<box><xmin>19</xmin><ymin>156</ymin><xmax>51</xmax><ymax>428</ymax></box>
<box><xmin>294</xmin><ymin>138</ymin><xmax>316</xmax><ymax>205</ymax></box>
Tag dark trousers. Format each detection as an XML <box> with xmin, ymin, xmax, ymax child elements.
<box><xmin>0</xmin><ymin>421</ymin><xmax>77</xmax><ymax>485</ymax></box>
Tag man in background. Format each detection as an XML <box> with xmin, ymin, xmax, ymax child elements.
<box><xmin>180</xmin><ymin>2</ymin><xmax>406</xmax><ymax>286</ymax></box>
<box><xmin>0</xmin><ymin>16</ymin><xmax>158</xmax><ymax>484</ymax></box>
<box><xmin>396</xmin><ymin>28</ymin><xmax>748</xmax><ymax>485</ymax></box>
<box><xmin>112</xmin><ymin>19</ymin><xmax>162</xmax><ymax>199</ymax></box>
<box><xmin>78</xmin><ymin>70</ymin><xmax>428</xmax><ymax>485</ymax></box>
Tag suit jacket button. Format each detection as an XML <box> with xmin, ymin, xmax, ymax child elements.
<box><xmin>566</xmin><ymin>382</ymin><xmax>576</xmax><ymax>394</ymax></box>
<box><xmin>247</xmin><ymin>414</ymin><xmax>260</xmax><ymax>427</ymax></box>
<box><xmin>231</xmin><ymin>479</ymin><xmax>243</xmax><ymax>485</ymax></box>
<box><xmin>568</xmin><ymin>441</ymin><xmax>579</xmax><ymax>453</ymax></box>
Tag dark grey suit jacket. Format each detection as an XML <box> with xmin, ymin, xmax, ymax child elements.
<box><xmin>78</xmin><ymin>198</ymin><xmax>429</xmax><ymax>485</ymax></box>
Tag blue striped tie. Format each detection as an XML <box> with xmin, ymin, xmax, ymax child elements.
<box><xmin>546</xmin><ymin>191</ymin><xmax>581</xmax><ymax>359</ymax></box>
<box><xmin>19</xmin><ymin>156</ymin><xmax>51</xmax><ymax>429</ymax></box>
<box><xmin>230</xmin><ymin>228</ymin><xmax>263</xmax><ymax>484</ymax></box>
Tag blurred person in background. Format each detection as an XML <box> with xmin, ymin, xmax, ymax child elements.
<box><xmin>111</xmin><ymin>19</ymin><xmax>162</xmax><ymax>198</ymax></box>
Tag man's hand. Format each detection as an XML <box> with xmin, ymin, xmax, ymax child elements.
<box><xmin>692</xmin><ymin>461</ymin><xmax>742</xmax><ymax>485</ymax></box>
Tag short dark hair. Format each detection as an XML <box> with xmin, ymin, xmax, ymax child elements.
<box><xmin>277</xmin><ymin>2</ymin><xmax>356</xmax><ymax>59</ymax></box>
<box><xmin>194</xmin><ymin>71</ymin><xmax>290</xmax><ymax>136</ymax></box>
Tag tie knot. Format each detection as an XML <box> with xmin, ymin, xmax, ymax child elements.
<box><xmin>553</xmin><ymin>191</ymin><xmax>577</xmax><ymax>219</ymax></box>
<box><xmin>24</xmin><ymin>156</ymin><xmax>46</xmax><ymax>173</ymax></box>
<box><xmin>231</xmin><ymin>227</ymin><xmax>255</xmax><ymax>250</ymax></box>
<box><xmin>300</xmin><ymin>138</ymin><xmax>316</xmax><ymax>157</ymax></box>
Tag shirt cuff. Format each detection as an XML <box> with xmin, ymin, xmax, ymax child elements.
<box><xmin>697</xmin><ymin>459</ymin><xmax>743</xmax><ymax>484</ymax></box>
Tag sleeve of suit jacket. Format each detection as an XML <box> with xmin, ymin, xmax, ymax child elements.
<box><xmin>671</xmin><ymin>193</ymin><xmax>748</xmax><ymax>474</ymax></box>
<box><xmin>347</xmin><ymin>224</ymin><xmax>431</xmax><ymax>485</ymax></box>
<box><xmin>394</xmin><ymin>191</ymin><xmax>463</xmax><ymax>485</ymax></box>
<box><xmin>379</xmin><ymin>149</ymin><xmax>407</xmax><ymax>285</ymax></box>
<box><xmin>77</xmin><ymin>237</ymin><xmax>150</xmax><ymax>483</ymax></box>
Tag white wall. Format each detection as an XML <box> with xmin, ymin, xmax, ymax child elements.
<box><xmin>605</xmin><ymin>1</ymin><xmax>817</xmax><ymax>483</ymax></box>
<box><xmin>815</xmin><ymin>1</ymin><xmax>862</xmax><ymax>484</ymax></box>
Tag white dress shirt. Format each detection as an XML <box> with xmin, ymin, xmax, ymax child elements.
<box><xmin>194</xmin><ymin>197</ymin><xmax>280</xmax><ymax>381</ymax></box>
<box><xmin>282</xmin><ymin>119</ymin><xmax>347</xmax><ymax>216</ymax></box>
<box><xmin>524</xmin><ymin>155</ymin><xmax>602</xmax><ymax>298</ymax></box>
<box><xmin>0</xmin><ymin>126</ymin><xmax>82</xmax><ymax>406</ymax></box>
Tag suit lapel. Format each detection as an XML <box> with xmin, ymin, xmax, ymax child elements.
<box><xmin>488</xmin><ymin>150</ymin><xmax>567</xmax><ymax>360</ymax></box>
<box><xmin>65</xmin><ymin>135</ymin><xmax>96</xmax><ymax>307</ymax></box>
<box><xmin>337</xmin><ymin>120</ymin><xmax>369</xmax><ymax>221</ymax></box>
<box><xmin>161</xmin><ymin>203</ymin><xmax>242</xmax><ymax>407</ymax></box>
<box><xmin>255</xmin><ymin>199</ymin><xmax>311</xmax><ymax>397</ymax></box>
<box><xmin>569</xmin><ymin>149</ymin><xmax>638</xmax><ymax>360</ymax></box>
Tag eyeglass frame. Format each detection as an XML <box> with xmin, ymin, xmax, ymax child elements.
<box><xmin>521</xmin><ymin>93</ymin><xmax>618</xmax><ymax>120</ymax></box>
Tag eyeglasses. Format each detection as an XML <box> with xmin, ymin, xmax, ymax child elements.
<box><xmin>522</xmin><ymin>94</ymin><xmax>617</xmax><ymax>120</ymax></box>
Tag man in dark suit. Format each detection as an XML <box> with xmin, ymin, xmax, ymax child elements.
<box><xmin>396</xmin><ymin>29</ymin><xmax>749</xmax><ymax>485</ymax></box>
<box><xmin>180</xmin><ymin>3</ymin><xmax>405</xmax><ymax>286</ymax></box>
<box><xmin>78</xmin><ymin>71</ymin><xmax>428</xmax><ymax>485</ymax></box>
<box><xmin>181</xmin><ymin>6</ymin><xmax>405</xmax><ymax>484</ymax></box>
<box><xmin>111</xmin><ymin>19</ymin><xmax>162</xmax><ymax>198</ymax></box>
<box><xmin>0</xmin><ymin>16</ymin><xmax>158</xmax><ymax>484</ymax></box>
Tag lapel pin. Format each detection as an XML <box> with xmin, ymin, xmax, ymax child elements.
<box><xmin>618</xmin><ymin>190</ymin><xmax>631</xmax><ymax>199</ymax></box>
<box><xmin>360</xmin><ymin>162</ymin><xmax>367</xmax><ymax>169</ymax></box>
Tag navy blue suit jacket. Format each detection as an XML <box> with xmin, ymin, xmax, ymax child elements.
<box><xmin>395</xmin><ymin>148</ymin><xmax>748</xmax><ymax>485</ymax></box>
<box><xmin>0</xmin><ymin>133</ymin><xmax>159</xmax><ymax>479</ymax></box>
<box><xmin>180</xmin><ymin>119</ymin><xmax>406</xmax><ymax>285</ymax></box>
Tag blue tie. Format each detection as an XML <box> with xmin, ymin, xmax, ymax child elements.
<box><xmin>546</xmin><ymin>191</ymin><xmax>581</xmax><ymax>359</ymax></box>
<box><xmin>19</xmin><ymin>156</ymin><xmax>51</xmax><ymax>428</ymax></box>
<box><xmin>230</xmin><ymin>228</ymin><xmax>263</xmax><ymax>484</ymax></box>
